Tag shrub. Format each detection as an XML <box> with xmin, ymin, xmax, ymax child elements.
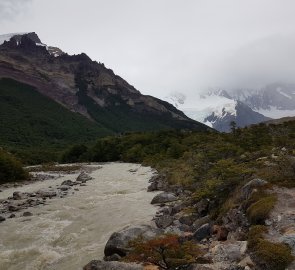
<box><xmin>61</xmin><ymin>144</ymin><xmax>88</xmax><ymax>163</ymax></box>
<box><xmin>248</xmin><ymin>226</ymin><xmax>293</xmax><ymax>270</ymax></box>
<box><xmin>254</xmin><ymin>239</ymin><xmax>294</xmax><ymax>270</ymax></box>
<box><xmin>246</xmin><ymin>195</ymin><xmax>277</xmax><ymax>225</ymax></box>
<box><xmin>0</xmin><ymin>149</ymin><xmax>28</xmax><ymax>183</ymax></box>
<box><xmin>124</xmin><ymin>234</ymin><xmax>203</xmax><ymax>269</ymax></box>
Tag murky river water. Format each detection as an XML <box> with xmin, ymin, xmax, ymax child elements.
<box><xmin>0</xmin><ymin>163</ymin><xmax>158</xmax><ymax>270</ymax></box>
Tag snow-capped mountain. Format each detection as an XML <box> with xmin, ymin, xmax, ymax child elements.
<box><xmin>164</xmin><ymin>91</ymin><xmax>270</xmax><ymax>132</ymax></box>
<box><xmin>227</xmin><ymin>83</ymin><xmax>295</xmax><ymax>119</ymax></box>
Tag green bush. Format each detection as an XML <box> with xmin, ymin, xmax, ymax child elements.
<box><xmin>246</xmin><ymin>195</ymin><xmax>277</xmax><ymax>225</ymax></box>
<box><xmin>0</xmin><ymin>149</ymin><xmax>28</xmax><ymax>183</ymax></box>
<box><xmin>248</xmin><ymin>226</ymin><xmax>293</xmax><ymax>270</ymax></box>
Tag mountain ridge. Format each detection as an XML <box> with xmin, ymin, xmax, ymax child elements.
<box><xmin>0</xmin><ymin>32</ymin><xmax>209</xmax><ymax>134</ymax></box>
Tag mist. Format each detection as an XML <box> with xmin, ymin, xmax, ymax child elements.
<box><xmin>1</xmin><ymin>0</ymin><xmax>295</xmax><ymax>98</ymax></box>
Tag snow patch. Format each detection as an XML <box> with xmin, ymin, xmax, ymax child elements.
<box><xmin>276</xmin><ymin>87</ymin><xmax>293</xmax><ymax>99</ymax></box>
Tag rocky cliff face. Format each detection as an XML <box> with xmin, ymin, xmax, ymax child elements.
<box><xmin>0</xmin><ymin>32</ymin><xmax>208</xmax><ymax>132</ymax></box>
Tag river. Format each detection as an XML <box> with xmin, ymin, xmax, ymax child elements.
<box><xmin>0</xmin><ymin>163</ymin><xmax>158</xmax><ymax>270</ymax></box>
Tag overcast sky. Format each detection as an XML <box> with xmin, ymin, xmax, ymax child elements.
<box><xmin>1</xmin><ymin>0</ymin><xmax>295</xmax><ymax>98</ymax></box>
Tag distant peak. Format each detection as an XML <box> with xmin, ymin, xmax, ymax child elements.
<box><xmin>0</xmin><ymin>32</ymin><xmax>64</xmax><ymax>57</ymax></box>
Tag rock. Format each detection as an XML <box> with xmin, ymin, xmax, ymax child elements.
<box><xmin>193</xmin><ymin>223</ymin><xmax>212</xmax><ymax>241</ymax></box>
<box><xmin>59</xmin><ymin>185</ymin><xmax>70</xmax><ymax>191</ymax></box>
<box><xmin>279</xmin><ymin>234</ymin><xmax>295</xmax><ymax>250</ymax></box>
<box><xmin>187</xmin><ymin>265</ymin><xmax>215</xmax><ymax>270</ymax></box>
<box><xmin>8</xmin><ymin>205</ymin><xmax>20</xmax><ymax>212</ymax></box>
<box><xmin>155</xmin><ymin>215</ymin><xmax>174</xmax><ymax>229</ymax></box>
<box><xmin>76</xmin><ymin>172</ymin><xmax>92</xmax><ymax>182</ymax></box>
<box><xmin>210</xmin><ymin>241</ymin><xmax>247</xmax><ymax>262</ymax></box>
<box><xmin>179</xmin><ymin>214</ymin><xmax>197</xmax><ymax>226</ymax></box>
<box><xmin>9</xmin><ymin>214</ymin><xmax>16</xmax><ymax>218</ymax></box>
<box><xmin>61</xmin><ymin>180</ymin><xmax>74</xmax><ymax>186</ymax></box>
<box><xmin>212</xmin><ymin>225</ymin><xmax>229</xmax><ymax>241</ymax></box>
<box><xmin>241</xmin><ymin>178</ymin><xmax>268</xmax><ymax>200</ymax></box>
<box><xmin>83</xmin><ymin>260</ymin><xmax>143</xmax><ymax>270</ymax></box>
<box><xmin>195</xmin><ymin>199</ymin><xmax>209</xmax><ymax>217</ymax></box>
<box><xmin>0</xmin><ymin>216</ymin><xmax>5</xmax><ymax>222</ymax></box>
<box><xmin>151</xmin><ymin>192</ymin><xmax>177</xmax><ymax>204</ymax></box>
<box><xmin>238</xmin><ymin>255</ymin><xmax>254</xmax><ymax>268</ymax></box>
<box><xmin>104</xmin><ymin>225</ymin><xmax>162</xmax><ymax>257</ymax></box>
<box><xmin>192</xmin><ymin>216</ymin><xmax>211</xmax><ymax>230</ymax></box>
<box><xmin>12</xmin><ymin>191</ymin><xmax>27</xmax><ymax>200</ymax></box>
<box><xmin>171</xmin><ymin>203</ymin><xmax>185</xmax><ymax>215</ymax></box>
<box><xmin>37</xmin><ymin>189</ymin><xmax>57</xmax><ymax>198</ymax></box>
<box><xmin>23</xmin><ymin>211</ymin><xmax>33</xmax><ymax>217</ymax></box>
<box><xmin>104</xmin><ymin>253</ymin><xmax>121</xmax><ymax>261</ymax></box>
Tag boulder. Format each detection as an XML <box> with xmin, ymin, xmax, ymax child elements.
<box><xmin>279</xmin><ymin>234</ymin><xmax>295</xmax><ymax>250</ymax></box>
<box><xmin>155</xmin><ymin>215</ymin><xmax>174</xmax><ymax>229</ymax></box>
<box><xmin>8</xmin><ymin>205</ymin><xmax>20</xmax><ymax>212</ymax></box>
<box><xmin>76</xmin><ymin>172</ymin><xmax>92</xmax><ymax>182</ymax></box>
<box><xmin>241</xmin><ymin>178</ymin><xmax>268</xmax><ymax>200</ymax></box>
<box><xmin>12</xmin><ymin>191</ymin><xmax>27</xmax><ymax>200</ymax></box>
<box><xmin>210</xmin><ymin>241</ymin><xmax>247</xmax><ymax>262</ymax></box>
<box><xmin>193</xmin><ymin>223</ymin><xmax>212</xmax><ymax>241</ymax></box>
<box><xmin>192</xmin><ymin>216</ymin><xmax>211</xmax><ymax>231</ymax></box>
<box><xmin>59</xmin><ymin>185</ymin><xmax>70</xmax><ymax>191</ymax></box>
<box><xmin>0</xmin><ymin>216</ymin><xmax>5</xmax><ymax>222</ymax></box>
<box><xmin>212</xmin><ymin>225</ymin><xmax>229</xmax><ymax>241</ymax></box>
<box><xmin>195</xmin><ymin>199</ymin><xmax>209</xmax><ymax>217</ymax></box>
<box><xmin>179</xmin><ymin>214</ymin><xmax>197</xmax><ymax>226</ymax></box>
<box><xmin>151</xmin><ymin>192</ymin><xmax>177</xmax><ymax>204</ymax></box>
<box><xmin>37</xmin><ymin>189</ymin><xmax>57</xmax><ymax>198</ymax></box>
<box><xmin>83</xmin><ymin>260</ymin><xmax>143</xmax><ymax>270</ymax></box>
<box><xmin>61</xmin><ymin>180</ymin><xmax>74</xmax><ymax>186</ymax></box>
<box><xmin>104</xmin><ymin>225</ymin><xmax>162</xmax><ymax>257</ymax></box>
<box><xmin>23</xmin><ymin>211</ymin><xmax>33</xmax><ymax>217</ymax></box>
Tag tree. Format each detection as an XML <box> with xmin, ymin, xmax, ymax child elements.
<box><xmin>230</xmin><ymin>121</ymin><xmax>237</xmax><ymax>133</ymax></box>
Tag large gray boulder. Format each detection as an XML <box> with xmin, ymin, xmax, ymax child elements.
<box><xmin>151</xmin><ymin>192</ymin><xmax>177</xmax><ymax>204</ymax></box>
<box><xmin>193</xmin><ymin>223</ymin><xmax>212</xmax><ymax>241</ymax></box>
<box><xmin>83</xmin><ymin>260</ymin><xmax>143</xmax><ymax>270</ymax></box>
<box><xmin>155</xmin><ymin>215</ymin><xmax>174</xmax><ymax>229</ymax></box>
<box><xmin>104</xmin><ymin>225</ymin><xmax>162</xmax><ymax>257</ymax></box>
<box><xmin>76</xmin><ymin>172</ymin><xmax>92</xmax><ymax>182</ymax></box>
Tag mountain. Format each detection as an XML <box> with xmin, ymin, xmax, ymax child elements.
<box><xmin>165</xmin><ymin>91</ymin><xmax>270</xmax><ymax>132</ymax></box>
<box><xmin>0</xmin><ymin>33</ymin><xmax>208</xmax><ymax>134</ymax></box>
<box><xmin>204</xmin><ymin>100</ymin><xmax>270</xmax><ymax>132</ymax></box>
<box><xmin>227</xmin><ymin>83</ymin><xmax>295</xmax><ymax>118</ymax></box>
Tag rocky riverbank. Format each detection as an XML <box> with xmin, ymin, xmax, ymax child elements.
<box><xmin>85</xmin><ymin>175</ymin><xmax>295</xmax><ymax>270</ymax></box>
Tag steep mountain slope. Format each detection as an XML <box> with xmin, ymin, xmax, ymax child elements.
<box><xmin>0</xmin><ymin>78</ymin><xmax>112</xmax><ymax>162</ymax></box>
<box><xmin>0</xmin><ymin>32</ymin><xmax>208</xmax><ymax>135</ymax></box>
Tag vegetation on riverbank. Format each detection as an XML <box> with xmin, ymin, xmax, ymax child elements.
<box><xmin>0</xmin><ymin>148</ymin><xmax>28</xmax><ymax>183</ymax></box>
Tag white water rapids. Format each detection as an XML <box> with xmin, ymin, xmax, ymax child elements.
<box><xmin>0</xmin><ymin>163</ymin><xmax>159</xmax><ymax>270</ymax></box>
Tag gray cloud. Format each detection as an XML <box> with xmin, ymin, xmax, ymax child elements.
<box><xmin>1</xmin><ymin>0</ymin><xmax>295</xmax><ymax>98</ymax></box>
<box><xmin>0</xmin><ymin>0</ymin><xmax>32</xmax><ymax>21</ymax></box>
